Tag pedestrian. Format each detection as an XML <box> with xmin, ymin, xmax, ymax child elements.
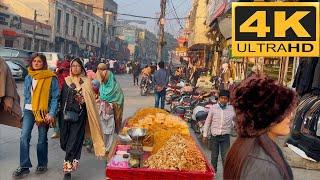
<box><xmin>224</xmin><ymin>74</ymin><xmax>297</xmax><ymax>180</ymax></box>
<box><xmin>85</xmin><ymin>57</ymin><xmax>98</xmax><ymax>72</ymax></box>
<box><xmin>94</xmin><ymin>77</ymin><xmax>115</xmax><ymax>153</ymax></box>
<box><xmin>109</xmin><ymin>59</ymin><xmax>117</xmax><ymax>73</ymax></box>
<box><xmin>96</xmin><ymin>63</ymin><xmax>124</xmax><ymax>134</ymax></box>
<box><xmin>153</xmin><ymin>61</ymin><xmax>169</xmax><ymax>109</ymax></box>
<box><xmin>12</xmin><ymin>53</ymin><xmax>60</xmax><ymax>177</ymax></box>
<box><xmin>0</xmin><ymin>57</ymin><xmax>22</xmax><ymax>128</ymax></box>
<box><xmin>132</xmin><ymin>61</ymin><xmax>141</xmax><ymax>86</ymax></box>
<box><xmin>59</xmin><ymin>58</ymin><xmax>105</xmax><ymax>178</ymax></box>
<box><xmin>202</xmin><ymin>90</ymin><xmax>235</xmax><ymax>172</ymax></box>
<box><xmin>52</xmin><ymin>55</ymin><xmax>72</xmax><ymax>139</ymax></box>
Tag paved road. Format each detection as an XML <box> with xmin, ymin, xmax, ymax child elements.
<box><xmin>1</xmin><ymin>74</ymin><xmax>320</xmax><ymax>180</ymax></box>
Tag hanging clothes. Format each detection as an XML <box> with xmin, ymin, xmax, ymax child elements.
<box><xmin>311</xmin><ymin>58</ymin><xmax>320</xmax><ymax>92</ymax></box>
<box><xmin>292</xmin><ymin>57</ymin><xmax>318</xmax><ymax>96</ymax></box>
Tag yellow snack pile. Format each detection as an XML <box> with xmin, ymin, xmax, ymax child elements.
<box><xmin>125</xmin><ymin>108</ymin><xmax>191</xmax><ymax>154</ymax></box>
<box><xmin>145</xmin><ymin>134</ymin><xmax>207</xmax><ymax>172</ymax></box>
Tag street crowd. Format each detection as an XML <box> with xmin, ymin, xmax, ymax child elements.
<box><xmin>0</xmin><ymin>52</ymin><xmax>298</xmax><ymax>180</ymax></box>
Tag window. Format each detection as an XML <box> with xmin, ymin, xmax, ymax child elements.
<box><xmin>65</xmin><ymin>13</ymin><xmax>70</xmax><ymax>35</ymax></box>
<box><xmin>97</xmin><ymin>27</ymin><xmax>100</xmax><ymax>43</ymax></box>
<box><xmin>4</xmin><ymin>39</ymin><xmax>14</xmax><ymax>47</ymax></box>
<box><xmin>73</xmin><ymin>16</ymin><xmax>77</xmax><ymax>37</ymax></box>
<box><xmin>56</xmin><ymin>9</ymin><xmax>61</xmax><ymax>33</ymax></box>
<box><xmin>87</xmin><ymin>22</ymin><xmax>90</xmax><ymax>40</ymax></box>
<box><xmin>92</xmin><ymin>25</ymin><xmax>95</xmax><ymax>43</ymax></box>
<box><xmin>23</xmin><ymin>37</ymin><xmax>32</xmax><ymax>50</ymax></box>
<box><xmin>81</xmin><ymin>20</ymin><xmax>84</xmax><ymax>37</ymax></box>
<box><xmin>40</xmin><ymin>40</ymin><xmax>47</xmax><ymax>51</ymax></box>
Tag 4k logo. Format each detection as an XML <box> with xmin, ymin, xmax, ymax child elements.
<box><xmin>232</xmin><ymin>2</ymin><xmax>319</xmax><ymax>57</ymax></box>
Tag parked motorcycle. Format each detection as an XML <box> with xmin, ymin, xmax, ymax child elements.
<box><xmin>140</xmin><ymin>76</ymin><xmax>152</xmax><ymax>96</ymax></box>
<box><xmin>190</xmin><ymin>94</ymin><xmax>216</xmax><ymax>135</ymax></box>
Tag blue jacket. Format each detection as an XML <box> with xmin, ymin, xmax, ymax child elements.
<box><xmin>23</xmin><ymin>75</ymin><xmax>60</xmax><ymax>117</ymax></box>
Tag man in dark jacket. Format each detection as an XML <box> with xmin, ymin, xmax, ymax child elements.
<box><xmin>132</xmin><ymin>61</ymin><xmax>141</xmax><ymax>86</ymax></box>
<box><xmin>153</xmin><ymin>61</ymin><xmax>169</xmax><ymax>109</ymax></box>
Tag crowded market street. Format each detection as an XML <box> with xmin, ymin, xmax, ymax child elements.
<box><xmin>0</xmin><ymin>74</ymin><xmax>319</xmax><ymax>180</ymax></box>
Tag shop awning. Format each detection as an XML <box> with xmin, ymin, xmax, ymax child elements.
<box><xmin>218</xmin><ymin>16</ymin><xmax>232</xmax><ymax>40</ymax></box>
<box><xmin>188</xmin><ymin>44</ymin><xmax>212</xmax><ymax>51</ymax></box>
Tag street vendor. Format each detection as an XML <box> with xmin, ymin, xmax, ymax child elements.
<box><xmin>0</xmin><ymin>57</ymin><xmax>22</xmax><ymax>128</ymax></box>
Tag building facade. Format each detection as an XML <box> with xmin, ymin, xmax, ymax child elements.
<box><xmin>0</xmin><ymin>2</ymin><xmax>52</xmax><ymax>51</ymax></box>
<box><xmin>186</xmin><ymin>0</ymin><xmax>212</xmax><ymax>68</ymax></box>
<box><xmin>115</xmin><ymin>22</ymin><xmax>158</xmax><ymax>63</ymax></box>
<box><xmin>1</xmin><ymin>0</ymin><xmax>104</xmax><ymax>57</ymax></box>
<box><xmin>50</xmin><ymin>0</ymin><xmax>103</xmax><ymax>56</ymax></box>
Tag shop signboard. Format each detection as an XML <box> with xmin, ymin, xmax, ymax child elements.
<box><xmin>207</xmin><ymin>0</ymin><xmax>227</xmax><ymax>26</ymax></box>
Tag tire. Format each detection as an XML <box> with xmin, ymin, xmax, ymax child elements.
<box><xmin>191</xmin><ymin>121</ymin><xmax>200</xmax><ymax>134</ymax></box>
<box><xmin>165</xmin><ymin>90</ymin><xmax>174</xmax><ymax>102</ymax></box>
<box><xmin>140</xmin><ymin>87</ymin><xmax>146</xmax><ymax>96</ymax></box>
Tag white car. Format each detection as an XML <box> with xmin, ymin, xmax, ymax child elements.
<box><xmin>6</xmin><ymin>60</ymin><xmax>23</xmax><ymax>80</ymax></box>
<box><xmin>39</xmin><ymin>52</ymin><xmax>64</xmax><ymax>70</ymax></box>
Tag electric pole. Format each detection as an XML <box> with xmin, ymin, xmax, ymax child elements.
<box><xmin>32</xmin><ymin>10</ymin><xmax>37</xmax><ymax>51</ymax></box>
<box><xmin>157</xmin><ymin>0</ymin><xmax>167</xmax><ymax>62</ymax></box>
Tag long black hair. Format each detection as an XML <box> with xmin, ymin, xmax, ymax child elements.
<box><xmin>70</xmin><ymin>58</ymin><xmax>87</xmax><ymax>76</ymax></box>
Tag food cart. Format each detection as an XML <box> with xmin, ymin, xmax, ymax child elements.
<box><xmin>105</xmin><ymin>108</ymin><xmax>215</xmax><ymax>180</ymax></box>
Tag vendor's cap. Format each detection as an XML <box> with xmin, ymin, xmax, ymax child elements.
<box><xmin>231</xmin><ymin>74</ymin><xmax>297</xmax><ymax>137</ymax></box>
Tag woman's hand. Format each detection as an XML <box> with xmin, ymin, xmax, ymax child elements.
<box><xmin>45</xmin><ymin>114</ymin><xmax>54</xmax><ymax>124</ymax></box>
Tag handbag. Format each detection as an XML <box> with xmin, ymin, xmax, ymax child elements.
<box><xmin>63</xmin><ymin>87</ymin><xmax>79</xmax><ymax>122</ymax></box>
<box><xmin>63</xmin><ymin>101</ymin><xmax>79</xmax><ymax>122</ymax></box>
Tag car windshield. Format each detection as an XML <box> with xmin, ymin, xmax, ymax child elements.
<box><xmin>0</xmin><ymin>48</ymin><xmax>19</xmax><ymax>57</ymax></box>
<box><xmin>5</xmin><ymin>61</ymin><xmax>20</xmax><ymax>69</ymax></box>
<box><xmin>17</xmin><ymin>51</ymin><xmax>30</xmax><ymax>58</ymax></box>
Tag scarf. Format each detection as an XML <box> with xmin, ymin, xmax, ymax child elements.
<box><xmin>65</xmin><ymin>76</ymin><xmax>106</xmax><ymax>158</ymax></box>
<box><xmin>99</xmin><ymin>71</ymin><xmax>124</xmax><ymax>106</ymax></box>
<box><xmin>28</xmin><ymin>67</ymin><xmax>56</xmax><ymax>124</ymax></box>
<box><xmin>218</xmin><ymin>103</ymin><xmax>227</xmax><ymax>110</ymax></box>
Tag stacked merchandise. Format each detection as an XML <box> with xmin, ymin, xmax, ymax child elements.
<box><xmin>287</xmin><ymin>57</ymin><xmax>320</xmax><ymax>162</ymax></box>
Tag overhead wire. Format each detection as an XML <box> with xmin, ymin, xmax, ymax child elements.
<box><xmin>169</xmin><ymin>0</ymin><xmax>184</xmax><ymax>29</ymax></box>
<box><xmin>72</xmin><ymin>0</ymin><xmax>203</xmax><ymax>20</ymax></box>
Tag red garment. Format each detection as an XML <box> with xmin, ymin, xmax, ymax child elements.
<box><xmin>56</xmin><ymin>60</ymin><xmax>71</xmax><ymax>90</ymax></box>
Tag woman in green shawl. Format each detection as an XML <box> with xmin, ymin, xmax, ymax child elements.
<box><xmin>96</xmin><ymin>63</ymin><xmax>124</xmax><ymax>134</ymax></box>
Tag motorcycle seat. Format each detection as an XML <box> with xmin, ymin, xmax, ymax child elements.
<box><xmin>175</xmin><ymin>106</ymin><xmax>186</xmax><ymax>114</ymax></box>
<box><xmin>195</xmin><ymin>111</ymin><xmax>208</xmax><ymax>121</ymax></box>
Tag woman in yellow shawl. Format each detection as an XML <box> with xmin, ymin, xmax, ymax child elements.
<box><xmin>59</xmin><ymin>58</ymin><xmax>105</xmax><ymax>178</ymax></box>
<box><xmin>13</xmin><ymin>53</ymin><xmax>59</xmax><ymax>178</ymax></box>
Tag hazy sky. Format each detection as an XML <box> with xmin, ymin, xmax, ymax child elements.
<box><xmin>114</xmin><ymin>0</ymin><xmax>191</xmax><ymax>37</ymax></box>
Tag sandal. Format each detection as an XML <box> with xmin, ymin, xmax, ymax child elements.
<box><xmin>72</xmin><ymin>159</ymin><xmax>79</xmax><ymax>171</ymax></box>
<box><xmin>63</xmin><ymin>161</ymin><xmax>73</xmax><ymax>173</ymax></box>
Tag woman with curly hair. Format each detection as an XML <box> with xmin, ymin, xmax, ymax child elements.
<box><xmin>224</xmin><ymin>74</ymin><xmax>297</xmax><ymax>180</ymax></box>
